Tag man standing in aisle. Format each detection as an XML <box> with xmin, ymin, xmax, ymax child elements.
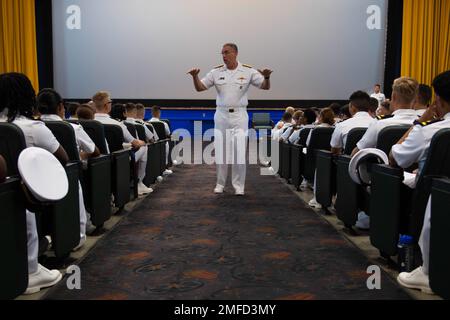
<box><xmin>188</xmin><ymin>43</ymin><xmax>272</xmax><ymax>195</ymax></box>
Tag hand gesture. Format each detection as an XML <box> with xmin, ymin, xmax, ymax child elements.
<box><xmin>187</xmin><ymin>68</ymin><xmax>201</xmax><ymax>77</ymax></box>
<box><xmin>258</xmin><ymin>69</ymin><xmax>273</xmax><ymax>79</ymax></box>
<box><xmin>418</xmin><ymin>103</ymin><xmax>439</xmax><ymax>123</ymax></box>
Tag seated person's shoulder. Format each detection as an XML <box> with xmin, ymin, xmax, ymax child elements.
<box><xmin>376</xmin><ymin>114</ymin><xmax>394</xmax><ymax>120</ymax></box>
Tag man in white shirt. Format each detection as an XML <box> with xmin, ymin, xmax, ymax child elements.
<box><xmin>135</xmin><ymin>103</ymin><xmax>159</xmax><ymax>141</ymax></box>
<box><xmin>188</xmin><ymin>43</ymin><xmax>272</xmax><ymax>195</ymax></box>
<box><xmin>390</xmin><ymin>70</ymin><xmax>450</xmax><ymax>294</ymax></box>
<box><xmin>92</xmin><ymin>91</ymin><xmax>152</xmax><ymax>195</ymax></box>
<box><xmin>330</xmin><ymin>91</ymin><xmax>375</xmax><ymax>155</ymax></box>
<box><xmin>370</xmin><ymin>83</ymin><xmax>386</xmax><ymax>105</ymax></box>
<box><xmin>353</xmin><ymin>77</ymin><xmax>419</xmax><ymax>156</ymax></box>
<box><xmin>351</xmin><ymin>77</ymin><xmax>420</xmax><ymax>229</ymax></box>
<box><xmin>124</xmin><ymin>103</ymin><xmax>155</xmax><ymax>143</ymax></box>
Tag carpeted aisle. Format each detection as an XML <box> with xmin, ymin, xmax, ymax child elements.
<box><xmin>46</xmin><ymin>163</ymin><xmax>410</xmax><ymax>300</ymax></box>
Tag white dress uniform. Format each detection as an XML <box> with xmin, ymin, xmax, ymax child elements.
<box><xmin>288</xmin><ymin>124</ymin><xmax>315</xmax><ymax>144</ymax></box>
<box><xmin>0</xmin><ymin>115</ymin><xmax>60</xmax><ymax>274</ymax></box>
<box><xmin>391</xmin><ymin>112</ymin><xmax>450</xmax><ymax>275</ymax></box>
<box><xmin>201</xmin><ymin>61</ymin><xmax>265</xmax><ymax>192</ymax></box>
<box><xmin>95</xmin><ymin>113</ymin><xmax>148</xmax><ymax>182</ymax></box>
<box><xmin>41</xmin><ymin>114</ymin><xmax>96</xmax><ymax>242</ymax></box>
<box><xmin>280</xmin><ymin>126</ymin><xmax>295</xmax><ymax>142</ymax></box>
<box><xmin>371</xmin><ymin>92</ymin><xmax>386</xmax><ymax>105</ymax></box>
<box><xmin>356</xmin><ymin>109</ymin><xmax>418</xmax><ymax>150</ymax></box>
<box><xmin>273</xmin><ymin>123</ymin><xmax>292</xmax><ymax>141</ymax></box>
<box><xmin>125</xmin><ymin>117</ymin><xmax>155</xmax><ymax>142</ymax></box>
<box><xmin>330</xmin><ymin>111</ymin><xmax>375</xmax><ymax>151</ymax></box>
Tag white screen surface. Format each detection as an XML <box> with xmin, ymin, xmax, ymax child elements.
<box><xmin>52</xmin><ymin>0</ymin><xmax>388</xmax><ymax>100</ymax></box>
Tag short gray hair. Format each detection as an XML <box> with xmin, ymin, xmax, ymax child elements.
<box><xmin>223</xmin><ymin>43</ymin><xmax>238</xmax><ymax>53</ymax></box>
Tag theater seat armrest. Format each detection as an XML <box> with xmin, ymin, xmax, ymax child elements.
<box><xmin>372</xmin><ymin>164</ymin><xmax>404</xmax><ymax>177</ymax></box>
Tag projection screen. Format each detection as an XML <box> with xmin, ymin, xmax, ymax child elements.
<box><xmin>52</xmin><ymin>0</ymin><xmax>388</xmax><ymax>100</ymax></box>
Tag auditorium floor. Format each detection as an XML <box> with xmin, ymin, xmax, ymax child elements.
<box><xmin>287</xmin><ymin>179</ymin><xmax>441</xmax><ymax>301</ymax></box>
<box><xmin>17</xmin><ymin>162</ymin><xmax>440</xmax><ymax>300</ymax></box>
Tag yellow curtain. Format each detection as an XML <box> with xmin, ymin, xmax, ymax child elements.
<box><xmin>0</xmin><ymin>0</ymin><xmax>39</xmax><ymax>91</ymax></box>
<box><xmin>402</xmin><ymin>0</ymin><xmax>450</xmax><ymax>85</ymax></box>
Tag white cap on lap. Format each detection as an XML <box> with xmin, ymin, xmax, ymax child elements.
<box><xmin>18</xmin><ymin>147</ymin><xmax>68</xmax><ymax>202</ymax></box>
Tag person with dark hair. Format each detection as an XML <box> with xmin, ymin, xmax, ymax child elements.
<box><xmin>368</xmin><ymin>97</ymin><xmax>379</xmax><ymax>117</ymax></box>
<box><xmin>66</xmin><ymin>102</ymin><xmax>80</xmax><ymax>120</ymax></box>
<box><xmin>329</xmin><ymin>102</ymin><xmax>342</xmax><ymax>123</ymax></box>
<box><xmin>391</xmin><ymin>70</ymin><xmax>450</xmax><ymax>294</ymax></box>
<box><xmin>37</xmin><ymin>89</ymin><xmax>100</xmax><ymax>160</ymax></box>
<box><xmin>370</xmin><ymin>83</ymin><xmax>386</xmax><ymax>105</ymax></box>
<box><xmin>150</xmin><ymin>105</ymin><xmax>173</xmax><ymax>175</ymax></box>
<box><xmin>37</xmin><ymin>88</ymin><xmax>100</xmax><ymax>250</ymax></box>
<box><xmin>330</xmin><ymin>91</ymin><xmax>374</xmax><ymax>156</ymax></box>
<box><xmin>76</xmin><ymin>104</ymin><xmax>95</xmax><ymax>120</ymax></box>
<box><xmin>0</xmin><ymin>155</ymin><xmax>7</xmax><ymax>183</ymax></box>
<box><xmin>306</xmin><ymin>107</ymin><xmax>335</xmax><ymax>146</ymax></box>
<box><xmin>339</xmin><ymin>104</ymin><xmax>352</xmax><ymax>121</ymax></box>
<box><xmin>376</xmin><ymin>101</ymin><xmax>391</xmax><ymax>118</ymax></box>
<box><xmin>306</xmin><ymin>107</ymin><xmax>336</xmax><ymax>208</ymax></box>
<box><xmin>0</xmin><ymin>73</ymin><xmax>65</xmax><ymax>294</ymax></box>
<box><xmin>287</xmin><ymin>108</ymin><xmax>317</xmax><ymax>144</ymax></box>
<box><xmin>188</xmin><ymin>43</ymin><xmax>272</xmax><ymax>195</ymax></box>
<box><xmin>92</xmin><ymin>91</ymin><xmax>152</xmax><ymax>195</ymax></box>
<box><xmin>110</xmin><ymin>103</ymin><xmax>127</xmax><ymax>121</ymax></box>
<box><xmin>414</xmin><ymin>84</ymin><xmax>433</xmax><ymax>116</ymax></box>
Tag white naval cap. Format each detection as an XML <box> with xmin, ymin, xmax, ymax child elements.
<box><xmin>348</xmin><ymin>148</ymin><xmax>388</xmax><ymax>186</ymax></box>
<box><xmin>18</xmin><ymin>147</ymin><xmax>68</xmax><ymax>202</ymax></box>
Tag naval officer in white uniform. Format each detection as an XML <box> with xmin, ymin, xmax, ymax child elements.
<box><xmin>188</xmin><ymin>43</ymin><xmax>272</xmax><ymax>195</ymax></box>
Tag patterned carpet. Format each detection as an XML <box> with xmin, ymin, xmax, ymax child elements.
<box><xmin>45</xmin><ymin>163</ymin><xmax>410</xmax><ymax>300</ymax></box>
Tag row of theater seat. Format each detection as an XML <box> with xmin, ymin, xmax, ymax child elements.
<box><xmin>0</xmin><ymin>118</ymin><xmax>175</xmax><ymax>299</ymax></box>
<box><xmin>273</xmin><ymin>125</ymin><xmax>450</xmax><ymax>299</ymax></box>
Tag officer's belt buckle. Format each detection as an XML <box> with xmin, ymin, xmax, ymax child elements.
<box><xmin>228</xmin><ymin>108</ymin><xmax>235</xmax><ymax>113</ymax></box>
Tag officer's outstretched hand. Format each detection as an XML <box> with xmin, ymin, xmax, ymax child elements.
<box><xmin>258</xmin><ymin>69</ymin><xmax>273</xmax><ymax>78</ymax></box>
<box><xmin>187</xmin><ymin>68</ymin><xmax>201</xmax><ymax>77</ymax></box>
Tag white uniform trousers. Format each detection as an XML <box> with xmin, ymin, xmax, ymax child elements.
<box><xmin>419</xmin><ymin>196</ymin><xmax>431</xmax><ymax>275</ymax></box>
<box><xmin>134</xmin><ymin>145</ymin><xmax>148</xmax><ymax>182</ymax></box>
<box><xmin>166</xmin><ymin>142</ymin><xmax>169</xmax><ymax>166</ymax></box>
<box><xmin>214</xmin><ymin>108</ymin><xmax>248</xmax><ymax>192</ymax></box>
<box><xmin>78</xmin><ymin>182</ymin><xmax>87</xmax><ymax>240</ymax></box>
<box><xmin>26</xmin><ymin>210</ymin><xmax>39</xmax><ymax>274</ymax></box>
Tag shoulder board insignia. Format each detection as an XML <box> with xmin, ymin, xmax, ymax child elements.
<box><xmin>242</xmin><ymin>64</ymin><xmax>252</xmax><ymax>68</ymax></box>
<box><xmin>414</xmin><ymin>118</ymin><xmax>444</xmax><ymax>127</ymax></box>
<box><xmin>376</xmin><ymin>114</ymin><xmax>394</xmax><ymax>120</ymax></box>
<box><xmin>214</xmin><ymin>64</ymin><xmax>224</xmax><ymax>69</ymax></box>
